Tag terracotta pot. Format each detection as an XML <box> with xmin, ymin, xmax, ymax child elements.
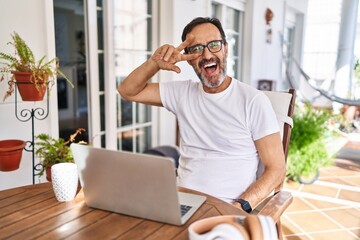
<box><xmin>0</xmin><ymin>139</ymin><xmax>26</xmax><ymax>171</ymax></box>
<box><xmin>12</xmin><ymin>71</ymin><xmax>47</xmax><ymax>101</ymax></box>
<box><xmin>45</xmin><ymin>164</ymin><xmax>54</xmax><ymax>182</ymax></box>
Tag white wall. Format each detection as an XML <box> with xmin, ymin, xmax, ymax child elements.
<box><xmin>0</xmin><ymin>0</ymin><xmax>58</xmax><ymax>189</ymax></box>
<box><xmin>245</xmin><ymin>0</ymin><xmax>286</xmax><ymax>89</ymax></box>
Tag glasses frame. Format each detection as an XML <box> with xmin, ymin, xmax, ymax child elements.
<box><xmin>186</xmin><ymin>40</ymin><xmax>224</xmax><ymax>55</ymax></box>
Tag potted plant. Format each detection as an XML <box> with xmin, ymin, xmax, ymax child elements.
<box><xmin>0</xmin><ymin>139</ymin><xmax>26</xmax><ymax>171</ymax></box>
<box><xmin>35</xmin><ymin>128</ymin><xmax>86</xmax><ymax>181</ymax></box>
<box><xmin>286</xmin><ymin>102</ymin><xmax>333</xmax><ymax>184</ymax></box>
<box><xmin>0</xmin><ymin>32</ymin><xmax>74</xmax><ymax>101</ymax></box>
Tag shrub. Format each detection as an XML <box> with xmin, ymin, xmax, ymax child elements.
<box><xmin>287</xmin><ymin>102</ymin><xmax>333</xmax><ymax>181</ymax></box>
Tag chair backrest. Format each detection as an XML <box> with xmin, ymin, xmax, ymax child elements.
<box><xmin>263</xmin><ymin>89</ymin><xmax>296</xmax><ymax>161</ymax></box>
<box><xmin>256</xmin><ymin>89</ymin><xmax>296</xmax><ymax>180</ymax></box>
<box><xmin>257</xmin><ymin>89</ymin><xmax>296</xmax><ymax>238</ymax></box>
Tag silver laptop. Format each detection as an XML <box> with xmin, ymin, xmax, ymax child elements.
<box><xmin>70</xmin><ymin>143</ymin><xmax>206</xmax><ymax>226</ymax></box>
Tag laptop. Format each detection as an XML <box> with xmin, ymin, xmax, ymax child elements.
<box><xmin>70</xmin><ymin>143</ymin><xmax>206</xmax><ymax>226</ymax></box>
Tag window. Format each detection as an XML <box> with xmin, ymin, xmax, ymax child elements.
<box><xmin>83</xmin><ymin>0</ymin><xmax>156</xmax><ymax>151</ymax></box>
<box><xmin>113</xmin><ymin>1</ymin><xmax>154</xmax><ymax>152</ymax></box>
<box><xmin>212</xmin><ymin>1</ymin><xmax>244</xmax><ymax>81</ymax></box>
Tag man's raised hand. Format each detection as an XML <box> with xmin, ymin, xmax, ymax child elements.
<box><xmin>150</xmin><ymin>35</ymin><xmax>199</xmax><ymax>73</ymax></box>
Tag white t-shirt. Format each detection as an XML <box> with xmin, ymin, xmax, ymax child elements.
<box><xmin>159</xmin><ymin>79</ymin><xmax>279</xmax><ymax>202</ymax></box>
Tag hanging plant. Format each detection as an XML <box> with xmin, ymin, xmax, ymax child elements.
<box><xmin>0</xmin><ymin>32</ymin><xmax>74</xmax><ymax>101</ymax></box>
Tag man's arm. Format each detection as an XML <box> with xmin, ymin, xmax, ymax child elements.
<box><xmin>117</xmin><ymin>35</ymin><xmax>199</xmax><ymax>106</ymax></box>
<box><xmin>117</xmin><ymin>59</ymin><xmax>162</xmax><ymax>106</ymax></box>
<box><xmin>233</xmin><ymin>132</ymin><xmax>286</xmax><ymax>209</ymax></box>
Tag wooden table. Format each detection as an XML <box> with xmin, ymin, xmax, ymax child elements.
<box><xmin>0</xmin><ymin>183</ymin><xmax>246</xmax><ymax>239</ymax></box>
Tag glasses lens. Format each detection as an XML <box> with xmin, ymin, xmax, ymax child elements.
<box><xmin>188</xmin><ymin>45</ymin><xmax>204</xmax><ymax>54</ymax></box>
<box><xmin>187</xmin><ymin>40</ymin><xmax>222</xmax><ymax>54</ymax></box>
<box><xmin>207</xmin><ymin>40</ymin><xmax>222</xmax><ymax>53</ymax></box>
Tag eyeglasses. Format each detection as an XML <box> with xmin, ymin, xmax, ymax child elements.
<box><xmin>186</xmin><ymin>40</ymin><xmax>223</xmax><ymax>55</ymax></box>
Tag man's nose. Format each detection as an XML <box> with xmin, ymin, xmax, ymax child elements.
<box><xmin>202</xmin><ymin>47</ymin><xmax>213</xmax><ymax>58</ymax></box>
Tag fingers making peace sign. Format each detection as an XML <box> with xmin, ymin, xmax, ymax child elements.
<box><xmin>150</xmin><ymin>35</ymin><xmax>199</xmax><ymax>73</ymax></box>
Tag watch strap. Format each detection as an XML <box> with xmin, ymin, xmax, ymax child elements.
<box><xmin>234</xmin><ymin>198</ymin><xmax>252</xmax><ymax>213</ymax></box>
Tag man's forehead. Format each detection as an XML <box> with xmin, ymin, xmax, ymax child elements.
<box><xmin>187</xmin><ymin>23</ymin><xmax>221</xmax><ymax>44</ymax></box>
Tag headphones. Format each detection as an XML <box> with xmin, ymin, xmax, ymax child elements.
<box><xmin>188</xmin><ymin>215</ymin><xmax>277</xmax><ymax>240</ymax></box>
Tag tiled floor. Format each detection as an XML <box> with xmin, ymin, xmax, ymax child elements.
<box><xmin>282</xmin><ymin>140</ymin><xmax>360</xmax><ymax>240</ymax></box>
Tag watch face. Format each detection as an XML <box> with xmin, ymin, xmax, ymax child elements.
<box><xmin>242</xmin><ymin>201</ymin><xmax>252</xmax><ymax>213</ymax></box>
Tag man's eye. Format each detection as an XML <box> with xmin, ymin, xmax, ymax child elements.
<box><xmin>209</xmin><ymin>41</ymin><xmax>220</xmax><ymax>48</ymax></box>
<box><xmin>190</xmin><ymin>46</ymin><xmax>203</xmax><ymax>53</ymax></box>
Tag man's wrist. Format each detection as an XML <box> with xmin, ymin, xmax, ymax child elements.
<box><xmin>148</xmin><ymin>58</ymin><xmax>160</xmax><ymax>70</ymax></box>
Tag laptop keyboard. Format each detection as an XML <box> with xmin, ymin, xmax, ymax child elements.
<box><xmin>180</xmin><ymin>204</ymin><xmax>192</xmax><ymax>216</ymax></box>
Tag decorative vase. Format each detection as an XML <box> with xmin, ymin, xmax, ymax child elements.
<box><xmin>51</xmin><ymin>163</ymin><xmax>79</xmax><ymax>201</ymax></box>
<box><xmin>0</xmin><ymin>139</ymin><xmax>26</xmax><ymax>171</ymax></box>
<box><xmin>13</xmin><ymin>71</ymin><xmax>47</xmax><ymax>101</ymax></box>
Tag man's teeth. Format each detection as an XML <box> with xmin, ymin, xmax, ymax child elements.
<box><xmin>204</xmin><ymin>63</ymin><xmax>216</xmax><ymax>68</ymax></box>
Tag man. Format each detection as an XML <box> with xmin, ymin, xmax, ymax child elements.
<box><xmin>118</xmin><ymin>17</ymin><xmax>285</xmax><ymax>212</ymax></box>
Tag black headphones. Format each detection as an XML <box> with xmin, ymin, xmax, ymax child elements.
<box><xmin>188</xmin><ymin>215</ymin><xmax>277</xmax><ymax>240</ymax></box>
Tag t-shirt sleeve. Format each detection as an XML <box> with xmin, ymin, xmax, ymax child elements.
<box><xmin>159</xmin><ymin>81</ymin><xmax>188</xmax><ymax>115</ymax></box>
<box><xmin>248</xmin><ymin>92</ymin><xmax>280</xmax><ymax>141</ymax></box>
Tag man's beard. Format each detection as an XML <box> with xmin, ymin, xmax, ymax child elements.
<box><xmin>194</xmin><ymin>57</ymin><xmax>227</xmax><ymax>88</ymax></box>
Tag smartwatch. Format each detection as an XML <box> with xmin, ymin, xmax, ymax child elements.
<box><xmin>234</xmin><ymin>198</ymin><xmax>252</xmax><ymax>213</ymax></box>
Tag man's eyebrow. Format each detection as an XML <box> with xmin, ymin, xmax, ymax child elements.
<box><xmin>188</xmin><ymin>43</ymin><xmax>202</xmax><ymax>47</ymax></box>
<box><xmin>189</xmin><ymin>39</ymin><xmax>221</xmax><ymax>46</ymax></box>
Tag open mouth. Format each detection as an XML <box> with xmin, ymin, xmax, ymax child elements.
<box><xmin>202</xmin><ymin>62</ymin><xmax>218</xmax><ymax>75</ymax></box>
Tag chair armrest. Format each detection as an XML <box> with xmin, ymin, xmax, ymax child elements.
<box><xmin>257</xmin><ymin>191</ymin><xmax>293</xmax><ymax>222</ymax></box>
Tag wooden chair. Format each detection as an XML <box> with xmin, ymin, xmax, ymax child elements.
<box><xmin>145</xmin><ymin>88</ymin><xmax>296</xmax><ymax>239</ymax></box>
<box><xmin>254</xmin><ymin>88</ymin><xmax>296</xmax><ymax>239</ymax></box>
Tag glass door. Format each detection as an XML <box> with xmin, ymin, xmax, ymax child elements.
<box><xmin>84</xmin><ymin>0</ymin><xmax>157</xmax><ymax>151</ymax></box>
<box><xmin>113</xmin><ymin>1</ymin><xmax>155</xmax><ymax>152</ymax></box>
<box><xmin>54</xmin><ymin>0</ymin><xmax>89</xmax><ymax>144</ymax></box>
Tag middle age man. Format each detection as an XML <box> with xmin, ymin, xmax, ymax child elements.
<box><xmin>118</xmin><ymin>17</ymin><xmax>285</xmax><ymax>213</ymax></box>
